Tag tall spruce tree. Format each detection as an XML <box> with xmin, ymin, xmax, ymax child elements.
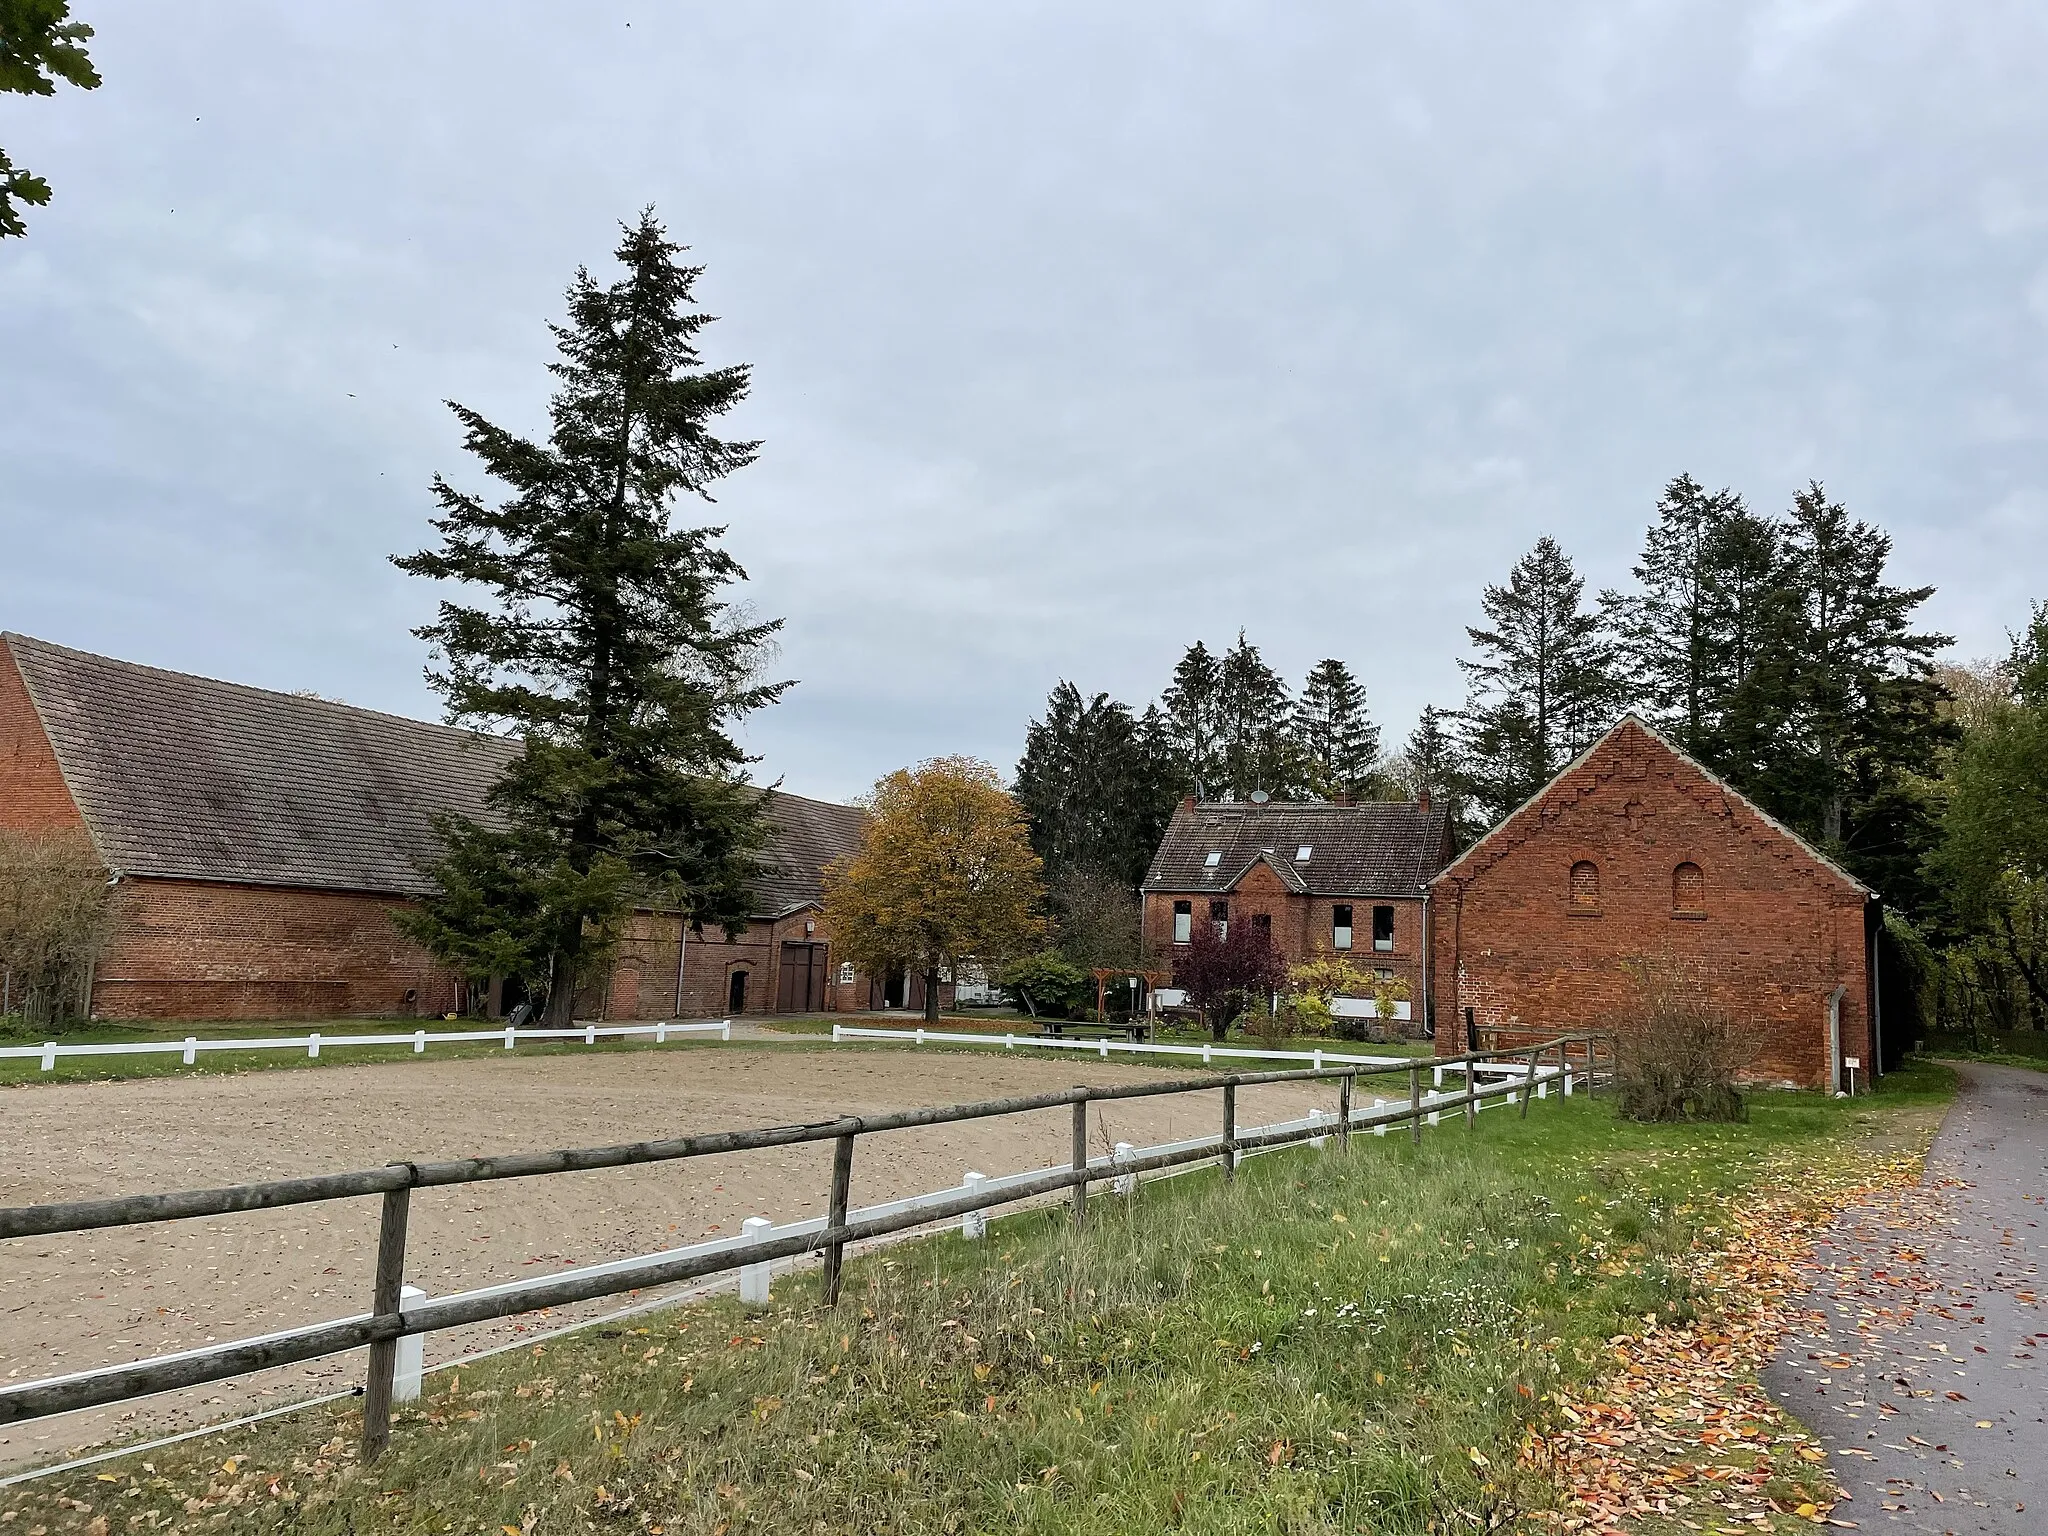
<box><xmin>1455</xmin><ymin>536</ymin><xmax>1616</xmax><ymax>824</ymax></box>
<box><xmin>394</xmin><ymin>210</ymin><xmax>788</xmax><ymax>1023</ymax></box>
<box><xmin>1725</xmin><ymin>483</ymin><xmax>1952</xmax><ymax>903</ymax></box>
<box><xmin>1292</xmin><ymin>658</ymin><xmax>1382</xmax><ymax>799</ymax></box>
<box><xmin>1014</xmin><ymin>682</ymin><xmax>1177</xmax><ymax>887</ymax></box>
<box><xmin>1161</xmin><ymin>641</ymin><xmax>1224</xmax><ymax>793</ymax></box>
<box><xmin>1216</xmin><ymin>630</ymin><xmax>1295</xmax><ymax>796</ymax></box>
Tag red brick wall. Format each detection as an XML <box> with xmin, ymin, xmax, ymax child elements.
<box><xmin>1429</xmin><ymin>720</ymin><xmax>1873</xmax><ymax>1089</ymax></box>
<box><xmin>92</xmin><ymin>877</ymin><xmax>462</xmax><ymax>1021</ymax></box>
<box><xmin>1142</xmin><ymin>873</ymin><xmax>1428</xmax><ymax>1032</ymax></box>
<box><xmin>592</xmin><ymin>906</ymin><xmax>940</xmax><ymax>1019</ymax></box>
<box><xmin>0</xmin><ymin>647</ymin><xmax>86</xmax><ymax>834</ymax></box>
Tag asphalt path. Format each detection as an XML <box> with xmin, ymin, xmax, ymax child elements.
<box><xmin>1763</xmin><ymin>1063</ymin><xmax>2046</xmax><ymax>1534</ymax></box>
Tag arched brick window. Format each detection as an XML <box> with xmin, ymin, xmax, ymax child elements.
<box><xmin>1672</xmin><ymin>861</ymin><xmax>1705</xmax><ymax>916</ymax></box>
<box><xmin>1569</xmin><ymin>860</ymin><xmax>1600</xmax><ymax>913</ymax></box>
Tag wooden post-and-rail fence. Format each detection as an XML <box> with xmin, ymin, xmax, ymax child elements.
<box><xmin>0</xmin><ymin>1034</ymin><xmax>1611</xmax><ymax>1462</ymax></box>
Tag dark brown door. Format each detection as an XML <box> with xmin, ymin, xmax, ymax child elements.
<box><xmin>777</xmin><ymin>942</ymin><xmax>827</xmax><ymax>1013</ymax></box>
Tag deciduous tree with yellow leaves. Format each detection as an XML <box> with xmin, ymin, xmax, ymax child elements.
<box><xmin>823</xmin><ymin>757</ymin><xmax>1048</xmax><ymax>1023</ymax></box>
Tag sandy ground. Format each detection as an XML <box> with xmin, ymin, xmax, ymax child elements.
<box><xmin>0</xmin><ymin>1043</ymin><xmax>1332</xmax><ymax>1470</ymax></box>
<box><xmin>1762</xmin><ymin>1062</ymin><xmax>2046</xmax><ymax>1535</ymax></box>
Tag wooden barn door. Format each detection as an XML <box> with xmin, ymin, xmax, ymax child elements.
<box><xmin>777</xmin><ymin>942</ymin><xmax>827</xmax><ymax>1013</ymax></box>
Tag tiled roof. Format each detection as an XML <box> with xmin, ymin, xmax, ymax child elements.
<box><xmin>1142</xmin><ymin>799</ymin><xmax>1453</xmax><ymax>899</ymax></box>
<box><xmin>3</xmin><ymin>633</ymin><xmax>864</xmax><ymax>913</ymax></box>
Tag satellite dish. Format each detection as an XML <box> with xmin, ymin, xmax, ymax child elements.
<box><xmin>1249</xmin><ymin>789</ymin><xmax>1271</xmax><ymax>804</ymax></box>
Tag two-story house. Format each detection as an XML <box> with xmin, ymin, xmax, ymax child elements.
<box><xmin>1140</xmin><ymin>794</ymin><xmax>1454</xmax><ymax>1034</ymax></box>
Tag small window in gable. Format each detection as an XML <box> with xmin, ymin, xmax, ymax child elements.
<box><xmin>1672</xmin><ymin>861</ymin><xmax>1705</xmax><ymax>916</ymax></box>
<box><xmin>1295</xmin><ymin>845</ymin><xmax>1313</xmax><ymax>861</ymax></box>
<box><xmin>1203</xmin><ymin>851</ymin><xmax>1222</xmax><ymax>868</ymax></box>
<box><xmin>1569</xmin><ymin>860</ymin><xmax>1601</xmax><ymax>913</ymax></box>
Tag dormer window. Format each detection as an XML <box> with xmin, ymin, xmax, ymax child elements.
<box><xmin>1203</xmin><ymin>851</ymin><xmax>1222</xmax><ymax>869</ymax></box>
<box><xmin>1295</xmin><ymin>845</ymin><xmax>1313</xmax><ymax>861</ymax></box>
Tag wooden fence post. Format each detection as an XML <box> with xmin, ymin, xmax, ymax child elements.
<box><xmin>1221</xmin><ymin>1082</ymin><xmax>1236</xmax><ymax>1182</ymax></box>
<box><xmin>821</xmin><ymin>1133</ymin><xmax>855</xmax><ymax>1307</ymax></box>
<box><xmin>1409</xmin><ymin>1065</ymin><xmax>1422</xmax><ymax>1145</ymax></box>
<box><xmin>1521</xmin><ymin>1048</ymin><xmax>1538</xmax><ymax>1118</ymax></box>
<box><xmin>1465</xmin><ymin>1056</ymin><xmax>1477</xmax><ymax>1130</ymax></box>
<box><xmin>1070</xmin><ymin>1100</ymin><xmax>1088</xmax><ymax>1227</ymax></box>
<box><xmin>360</xmin><ymin>1181</ymin><xmax>412</xmax><ymax>1463</ymax></box>
<box><xmin>1338</xmin><ymin>1074</ymin><xmax>1353</xmax><ymax>1151</ymax></box>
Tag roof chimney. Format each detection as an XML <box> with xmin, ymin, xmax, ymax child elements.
<box><xmin>1417</xmin><ymin>789</ymin><xmax>1432</xmax><ymax>813</ymax></box>
<box><xmin>1332</xmin><ymin>793</ymin><xmax>1353</xmax><ymax>807</ymax></box>
<box><xmin>1181</xmin><ymin>794</ymin><xmax>1196</xmax><ymax>811</ymax></box>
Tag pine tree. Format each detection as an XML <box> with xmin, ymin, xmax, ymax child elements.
<box><xmin>1161</xmin><ymin>641</ymin><xmax>1224</xmax><ymax>793</ymax></box>
<box><xmin>1292</xmin><ymin>659</ymin><xmax>1382</xmax><ymax>799</ymax></box>
<box><xmin>1729</xmin><ymin>483</ymin><xmax>1953</xmax><ymax>903</ymax></box>
<box><xmin>393</xmin><ymin>210</ymin><xmax>788</xmax><ymax>1023</ymax></box>
<box><xmin>1216</xmin><ymin>631</ymin><xmax>1295</xmax><ymax>796</ymax></box>
<box><xmin>1456</xmin><ymin>536</ymin><xmax>1616</xmax><ymax>823</ymax></box>
<box><xmin>1396</xmin><ymin>705</ymin><xmax>1456</xmax><ymax>802</ymax></box>
<box><xmin>1014</xmin><ymin>683</ymin><xmax>1177</xmax><ymax>887</ymax></box>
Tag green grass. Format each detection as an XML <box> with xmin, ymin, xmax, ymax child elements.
<box><xmin>3</xmin><ymin>1067</ymin><xmax>1952</xmax><ymax>1535</ymax></box>
<box><xmin>1915</xmin><ymin>1031</ymin><xmax>2048</xmax><ymax>1071</ymax></box>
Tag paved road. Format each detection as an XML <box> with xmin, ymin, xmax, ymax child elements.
<box><xmin>1763</xmin><ymin>1063</ymin><xmax>2046</xmax><ymax>1534</ymax></box>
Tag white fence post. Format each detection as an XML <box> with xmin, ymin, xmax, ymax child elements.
<box><xmin>1372</xmin><ymin>1098</ymin><xmax>1387</xmax><ymax>1136</ymax></box>
<box><xmin>1563</xmin><ymin>1068</ymin><xmax>1574</xmax><ymax>1096</ymax></box>
<box><xmin>39</xmin><ymin>1042</ymin><xmax>55</xmax><ymax>1072</ymax></box>
<box><xmin>1308</xmin><ymin>1108</ymin><xmax>1328</xmax><ymax>1150</ymax></box>
<box><xmin>183</xmin><ymin>1037</ymin><xmax>198</xmax><ymax>1065</ymax></box>
<box><xmin>656</xmin><ymin>1020</ymin><xmax>667</xmax><ymax>1044</ymax></box>
<box><xmin>413</xmin><ymin>1029</ymin><xmax>426</xmax><ymax>1054</ymax></box>
<box><xmin>962</xmin><ymin>1171</ymin><xmax>987</xmax><ymax>1238</ymax></box>
<box><xmin>503</xmin><ymin>1025</ymin><xmax>515</xmax><ymax>1050</ymax></box>
<box><xmin>393</xmin><ymin>1285</ymin><xmax>425</xmax><ymax>1402</ymax></box>
<box><xmin>1112</xmin><ymin>1143</ymin><xmax>1136</xmax><ymax>1196</ymax></box>
<box><xmin>308</xmin><ymin>1032</ymin><xmax>321</xmax><ymax>1059</ymax></box>
<box><xmin>739</xmin><ymin>1217</ymin><xmax>773</xmax><ymax>1307</ymax></box>
<box><xmin>720</xmin><ymin>1019</ymin><xmax>731</xmax><ymax>1041</ymax></box>
<box><xmin>584</xmin><ymin>1023</ymin><xmax>596</xmax><ymax>1046</ymax></box>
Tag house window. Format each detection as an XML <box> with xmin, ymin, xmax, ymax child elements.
<box><xmin>1372</xmin><ymin>905</ymin><xmax>1395</xmax><ymax>951</ymax></box>
<box><xmin>837</xmin><ymin>961</ymin><xmax>856</xmax><ymax>985</ymax></box>
<box><xmin>1295</xmin><ymin>845</ymin><xmax>1313</xmax><ymax>862</ymax></box>
<box><xmin>1570</xmin><ymin>860</ymin><xmax>1600</xmax><ymax>913</ymax></box>
<box><xmin>1673</xmin><ymin>861</ymin><xmax>1705</xmax><ymax>916</ymax></box>
<box><xmin>1172</xmin><ymin>900</ymin><xmax>1192</xmax><ymax>944</ymax></box>
<box><xmin>1203</xmin><ymin>851</ymin><xmax>1222</xmax><ymax>868</ymax></box>
<box><xmin>1332</xmin><ymin>903</ymin><xmax>1353</xmax><ymax>951</ymax></box>
<box><xmin>1376</xmin><ymin>968</ymin><xmax>1394</xmax><ymax>981</ymax></box>
<box><xmin>1210</xmin><ymin>899</ymin><xmax>1229</xmax><ymax>940</ymax></box>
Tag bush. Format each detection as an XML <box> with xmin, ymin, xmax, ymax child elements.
<box><xmin>994</xmin><ymin>951</ymin><xmax>1092</xmax><ymax>1019</ymax></box>
<box><xmin>1612</xmin><ymin>958</ymin><xmax>1753</xmax><ymax>1123</ymax></box>
<box><xmin>0</xmin><ymin>829</ymin><xmax>114</xmax><ymax>1030</ymax></box>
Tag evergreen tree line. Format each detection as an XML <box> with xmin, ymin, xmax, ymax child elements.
<box><xmin>1014</xmin><ymin>635</ymin><xmax>1400</xmax><ymax>893</ymax></box>
<box><xmin>1430</xmin><ymin>476</ymin><xmax>1953</xmax><ymax>923</ymax></box>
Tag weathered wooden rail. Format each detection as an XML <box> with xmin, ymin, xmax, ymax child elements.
<box><xmin>0</xmin><ymin>1033</ymin><xmax>1610</xmax><ymax>1462</ymax></box>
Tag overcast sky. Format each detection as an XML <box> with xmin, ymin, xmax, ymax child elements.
<box><xmin>3</xmin><ymin>2</ymin><xmax>2045</xmax><ymax>802</ymax></box>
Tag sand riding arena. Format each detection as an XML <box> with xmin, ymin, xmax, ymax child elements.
<box><xmin>1</xmin><ymin>1042</ymin><xmax>1335</xmax><ymax>1470</ymax></box>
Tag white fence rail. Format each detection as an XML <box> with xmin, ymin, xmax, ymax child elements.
<box><xmin>0</xmin><ymin>1019</ymin><xmax>731</xmax><ymax>1073</ymax></box>
<box><xmin>832</xmin><ymin>1023</ymin><xmax>1411</xmax><ymax>1071</ymax></box>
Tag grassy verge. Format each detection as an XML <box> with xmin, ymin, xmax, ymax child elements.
<box><xmin>3</xmin><ymin>1067</ymin><xmax>1953</xmax><ymax>1535</ymax></box>
<box><xmin>1915</xmin><ymin>1032</ymin><xmax>2048</xmax><ymax>1071</ymax></box>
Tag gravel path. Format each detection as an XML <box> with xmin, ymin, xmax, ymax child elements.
<box><xmin>1763</xmin><ymin>1063</ymin><xmax>2046</xmax><ymax>1534</ymax></box>
<box><xmin>0</xmin><ymin>1043</ymin><xmax>1332</xmax><ymax>1471</ymax></box>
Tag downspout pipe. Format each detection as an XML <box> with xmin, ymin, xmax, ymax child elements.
<box><xmin>1826</xmin><ymin>984</ymin><xmax>1847</xmax><ymax>1095</ymax></box>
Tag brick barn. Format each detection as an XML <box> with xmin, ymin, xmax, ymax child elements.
<box><xmin>1429</xmin><ymin>715</ymin><xmax>1882</xmax><ymax>1091</ymax></box>
<box><xmin>1141</xmin><ymin>795</ymin><xmax>1455</xmax><ymax>1030</ymax></box>
<box><xmin>0</xmin><ymin>633</ymin><xmax>907</xmax><ymax>1023</ymax></box>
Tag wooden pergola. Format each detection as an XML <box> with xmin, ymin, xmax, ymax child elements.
<box><xmin>1093</xmin><ymin>967</ymin><xmax>1173</xmax><ymax>1023</ymax></box>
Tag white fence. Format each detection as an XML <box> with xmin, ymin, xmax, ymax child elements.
<box><xmin>0</xmin><ymin>1019</ymin><xmax>731</xmax><ymax>1073</ymax></box>
<box><xmin>831</xmin><ymin>1022</ymin><xmax>1412</xmax><ymax>1070</ymax></box>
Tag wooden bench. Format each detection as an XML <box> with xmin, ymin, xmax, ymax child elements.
<box><xmin>1040</xmin><ymin>1018</ymin><xmax>1153</xmax><ymax>1043</ymax></box>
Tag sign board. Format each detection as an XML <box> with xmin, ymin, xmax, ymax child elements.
<box><xmin>1844</xmin><ymin>1057</ymin><xmax>1861</xmax><ymax>1069</ymax></box>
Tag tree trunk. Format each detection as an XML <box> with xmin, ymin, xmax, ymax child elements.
<box><xmin>1998</xmin><ymin>913</ymin><xmax>2048</xmax><ymax>1031</ymax></box>
<box><xmin>924</xmin><ymin>967</ymin><xmax>942</xmax><ymax>1024</ymax></box>
<box><xmin>543</xmin><ymin>946</ymin><xmax>581</xmax><ymax>1027</ymax></box>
